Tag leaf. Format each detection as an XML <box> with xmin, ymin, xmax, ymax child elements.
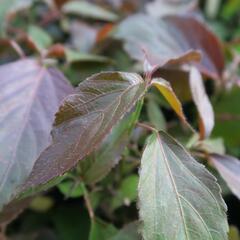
<box><xmin>111</xmin><ymin>174</ymin><xmax>139</xmax><ymax>209</ymax></box>
<box><xmin>194</xmin><ymin>137</ymin><xmax>225</xmax><ymax>155</ymax></box>
<box><xmin>29</xmin><ymin>196</ymin><xmax>54</xmax><ymax>212</ymax></box>
<box><xmin>28</xmin><ymin>25</ymin><xmax>53</xmax><ymax>51</ymax></box>
<box><xmin>65</xmin><ymin>48</ymin><xmax>110</xmax><ymax>64</ymax></box>
<box><xmin>89</xmin><ymin>218</ymin><xmax>117</xmax><ymax>240</ymax></box>
<box><xmin>147</xmin><ymin>99</ymin><xmax>166</xmax><ymax>131</ymax></box>
<box><xmin>210</xmin><ymin>153</ymin><xmax>240</xmax><ymax>200</ymax></box>
<box><xmin>67</xmin><ymin>20</ymin><xmax>97</xmax><ymax>53</ymax></box>
<box><xmin>229</xmin><ymin>226</ymin><xmax>240</xmax><ymax>240</ymax></box>
<box><xmin>62</xmin><ymin>1</ymin><xmax>118</xmax><ymax>22</ymax></box>
<box><xmin>110</xmin><ymin>222</ymin><xmax>141</xmax><ymax>240</ymax></box>
<box><xmin>0</xmin><ymin>198</ymin><xmax>32</xmax><ymax>224</ymax></box>
<box><xmin>0</xmin><ymin>59</ymin><xmax>73</xmax><ymax>211</ymax></box>
<box><xmin>80</xmin><ymin>101</ymin><xmax>142</xmax><ymax>184</ymax></box>
<box><xmin>52</xmin><ymin>203</ymin><xmax>90</xmax><ymax>240</ymax></box>
<box><xmin>138</xmin><ymin>131</ymin><xmax>228</xmax><ymax>240</ymax></box>
<box><xmin>58</xmin><ymin>180</ymin><xmax>84</xmax><ymax>198</ymax></box>
<box><xmin>189</xmin><ymin>66</ymin><xmax>214</xmax><ymax>139</ymax></box>
<box><xmin>115</xmin><ymin>14</ymin><xmax>224</xmax><ymax>80</ymax></box>
<box><xmin>213</xmin><ymin>87</ymin><xmax>240</xmax><ymax>150</ymax></box>
<box><xmin>151</xmin><ymin>78</ymin><xmax>190</xmax><ymax>128</ymax></box>
<box><xmin>145</xmin><ymin>0</ymin><xmax>197</xmax><ymax>18</ymax></box>
<box><xmin>21</xmin><ymin>72</ymin><xmax>147</xmax><ymax>191</ymax></box>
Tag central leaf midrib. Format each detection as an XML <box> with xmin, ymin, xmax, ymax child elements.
<box><xmin>157</xmin><ymin>134</ymin><xmax>189</xmax><ymax>240</ymax></box>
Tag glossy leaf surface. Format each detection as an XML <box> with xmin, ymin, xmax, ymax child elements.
<box><xmin>138</xmin><ymin>131</ymin><xmax>228</xmax><ymax>240</ymax></box>
<box><xmin>0</xmin><ymin>59</ymin><xmax>73</xmax><ymax>210</ymax></box>
<box><xmin>22</xmin><ymin>72</ymin><xmax>147</xmax><ymax>190</ymax></box>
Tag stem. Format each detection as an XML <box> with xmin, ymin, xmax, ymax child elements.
<box><xmin>9</xmin><ymin>40</ymin><xmax>25</xmax><ymax>59</ymax></box>
<box><xmin>81</xmin><ymin>182</ymin><xmax>95</xmax><ymax>219</ymax></box>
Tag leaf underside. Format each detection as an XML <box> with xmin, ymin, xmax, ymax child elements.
<box><xmin>138</xmin><ymin>131</ymin><xmax>228</xmax><ymax>240</ymax></box>
<box><xmin>0</xmin><ymin>59</ymin><xmax>73</xmax><ymax>210</ymax></box>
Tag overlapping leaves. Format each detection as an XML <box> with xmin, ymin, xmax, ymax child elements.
<box><xmin>22</xmin><ymin>72</ymin><xmax>147</xmax><ymax>190</ymax></box>
<box><xmin>0</xmin><ymin>59</ymin><xmax>73</xmax><ymax>210</ymax></box>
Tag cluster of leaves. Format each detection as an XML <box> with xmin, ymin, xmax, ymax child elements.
<box><xmin>0</xmin><ymin>0</ymin><xmax>240</xmax><ymax>239</ymax></box>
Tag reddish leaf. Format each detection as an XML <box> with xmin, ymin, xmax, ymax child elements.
<box><xmin>189</xmin><ymin>66</ymin><xmax>214</xmax><ymax>139</ymax></box>
<box><xmin>115</xmin><ymin>14</ymin><xmax>224</xmax><ymax>80</ymax></box>
<box><xmin>0</xmin><ymin>59</ymin><xmax>73</xmax><ymax>210</ymax></box>
<box><xmin>210</xmin><ymin>154</ymin><xmax>240</xmax><ymax>200</ymax></box>
<box><xmin>0</xmin><ymin>198</ymin><xmax>32</xmax><ymax>224</ymax></box>
<box><xmin>21</xmin><ymin>72</ymin><xmax>147</xmax><ymax>190</ymax></box>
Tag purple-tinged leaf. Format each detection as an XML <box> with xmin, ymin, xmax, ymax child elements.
<box><xmin>189</xmin><ymin>66</ymin><xmax>214</xmax><ymax>139</ymax></box>
<box><xmin>0</xmin><ymin>59</ymin><xmax>73</xmax><ymax>210</ymax></box>
<box><xmin>21</xmin><ymin>72</ymin><xmax>147</xmax><ymax>190</ymax></box>
<box><xmin>145</xmin><ymin>0</ymin><xmax>198</xmax><ymax>18</ymax></box>
<box><xmin>210</xmin><ymin>154</ymin><xmax>240</xmax><ymax>200</ymax></box>
<box><xmin>115</xmin><ymin>14</ymin><xmax>224</xmax><ymax>80</ymax></box>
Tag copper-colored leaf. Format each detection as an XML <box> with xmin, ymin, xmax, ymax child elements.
<box><xmin>115</xmin><ymin>14</ymin><xmax>224</xmax><ymax>79</ymax></box>
<box><xmin>210</xmin><ymin>154</ymin><xmax>240</xmax><ymax>200</ymax></box>
<box><xmin>21</xmin><ymin>72</ymin><xmax>147</xmax><ymax>190</ymax></box>
<box><xmin>0</xmin><ymin>59</ymin><xmax>73</xmax><ymax>210</ymax></box>
<box><xmin>189</xmin><ymin>66</ymin><xmax>214</xmax><ymax>139</ymax></box>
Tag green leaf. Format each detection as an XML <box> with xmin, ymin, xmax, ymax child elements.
<box><xmin>110</xmin><ymin>222</ymin><xmax>141</xmax><ymax>240</ymax></box>
<box><xmin>229</xmin><ymin>226</ymin><xmax>240</xmax><ymax>240</ymax></box>
<box><xmin>22</xmin><ymin>72</ymin><xmax>147</xmax><ymax>191</ymax></box>
<box><xmin>213</xmin><ymin>87</ymin><xmax>240</xmax><ymax>151</ymax></box>
<box><xmin>65</xmin><ymin>48</ymin><xmax>110</xmax><ymax>64</ymax></box>
<box><xmin>89</xmin><ymin>218</ymin><xmax>117</xmax><ymax>240</ymax></box>
<box><xmin>0</xmin><ymin>0</ymin><xmax>15</xmax><ymax>36</ymax></box>
<box><xmin>29</xmin><ymin>196</ymin><xmax>54</xmax><ymax>212</ymax></box>
<box><xmin>111</xmin><ymin>174</ymin><xmax>139</xmax><ymax>209</ymax></box>
<box><xmin>28</xmin><ymin>25</ymin><xmax>53</xmax><ymax>50</ymax></box>
<box><xmin>62</xmin><ymin>1</ymin><xmax>118</xmax><ymax>22</ymax></box>
<box><xmin>138</xmin><ymin>131</ymin><xmax>228</xmax><ymax>240</ymax></box>
<box><xmin>147</xmin><ymin>100</ymin><xmax>166</xmax><ymax>130</ymax></box>
<box><xmin>58</xmin><ymin>181</ymin><xmax>84</xmax><ymax>198</ymax></box>
<box><xmin>80</xmin><ymin>101</ymin><xmax>142</xmax><ymax>184</ymax></box>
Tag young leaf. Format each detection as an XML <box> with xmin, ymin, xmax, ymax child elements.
<box><xmin>189</xmin><ymin>66</ymin><xmax>214</xmax><ymax>139</ymax></box>
<box><xmin>151</xmin><ymin>78</ymin><xmax>192</xmax><ymax>129</ymax></box>
<box><xmin>0</xmin><ymin>59</ymin><xmax>73</xmax><ymax>210</ymax></box>
<box><xmin>62</xmin><ymin>1</ymin><xmax>118</xmax><ymax>22</ymax></box>
<box><xmin>21</xmin><ymin>72</ymin><xmax>147</xmax><ymax>191</ymax></box>
<box><xmin>138</xmin><ymin>131</ymin><xmax>228</xmax><ymax>240</ymax></box>
<box><xmin>210</xmin><ymin>154</ymin><xmax>240</xmax><ymax>200</ymax></box>
<box><xmin>115</xmin><ymin>14</ymin><xmax>224</xmax><ymax>80</ymax></box>
<box><xmin>80</xmin><ymin>101</ymin><xmax>142</xmax><ymax>185</ymax></box>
